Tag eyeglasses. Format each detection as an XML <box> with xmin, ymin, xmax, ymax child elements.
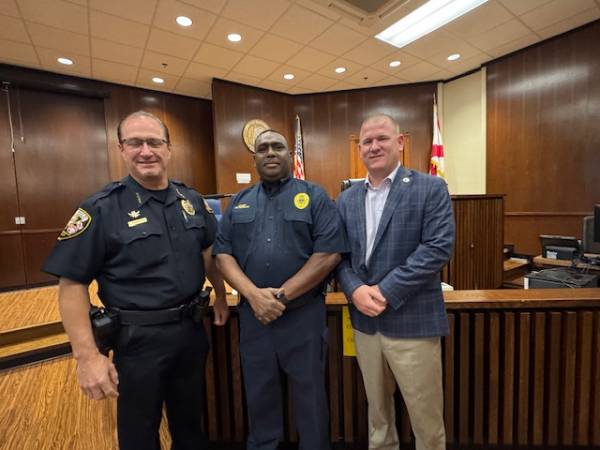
<box><xmin>120</xmin><ymin>138</ymin><xmax>168</xmax><ymax>149</ymax></box>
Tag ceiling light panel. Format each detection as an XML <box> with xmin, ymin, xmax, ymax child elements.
<box><xmin>376</xmin><ymin>0</ymin><xmax>489</xmax><ymax>49</ymax></box>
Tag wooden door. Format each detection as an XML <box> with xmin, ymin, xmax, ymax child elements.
<box><xmin>13</xmin><ymin>88</ymin><xmax>109</xmax><ymax>285</ymax></box>
<box><xmin>349</xmin><ymin>132</ymin><xmax>411</xmax><ymax>179</ymax></box>
<box><xmin>0</xmin><ymin>87</ymin><xmax>26</xmax><ymax>289</ymax></box>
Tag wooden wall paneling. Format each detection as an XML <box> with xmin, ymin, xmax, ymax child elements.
<box><xmin>0</xmin><ymin>87</ymin><xmax>26</xmax><ymax>289</ymax></box>
<box><xmin>213</xmin><ymin>80</ymin><xmax>435</xmax><ymax>200</ymax></box>
<box><xmin>212</xmin><ymin>80</ymin><xmax>289</xmax><ymax>196</ymax></box>
<box><xmin>342</xmin><ymin>356</ymin><xmax>355</xmax><ymax>442</ymax></box>
<box><xmin>447</xmin><ymin>196</ymin><xmax>503</xmax><ymax>290</ymax></box>
<box><xmin>103</xmin><ymin>85</ymin><xmax>216</xmax><ymax>194</ymax></box>
<box><xmin>215</xmin><ymin>324</ymin><xmax>231</xmax><ymax>440</ymax></box>
<box><xmin>204</xmin><ymin>317</ymin><xmax>218</xmax><ymax>439</ymax></box>
<box><xmin>562</xmin><ymin>311</ymin><xmax>577</xmax><ymax>445</ymax></box>
<box><xmin>103</xmin><ymin>85</ymin><xmax>166</xmax><ymax>181</ymax></box>
<box><xmin>356</xmin><ymin>366</ymin><xmax>368</xmax><ymax>443</ymax></box>
<box><xmin>473</xmin><ymin>313</ymin><xmax>484</xmax><ymax>444</ymax></box>
<box><xmin>488</xmin><ymin>312</ymin><xmax>500</xmax><ymax>444</ymax></box>
<box><xmin>593</xmin><ymin>311</ymin><xmax>600</xmax><ymax>446</ymax></box>
<box><xmin>502</xmin><ymin>312</ymin><xmax>515</xmax><ymax>444</ymax></box>
<box><xmin>575</xmin><ymin>311</ymin><xmax>593</xmax><ymax>445</ymax></box>
<box><xmin>444</xmin><ymin>314</ymin><xmax>455</xmax><ymax>443</ymax></box>
<box><xmin>14</xmin><ymin>88</ymin><xmax>109</xmax><ymax>285</ymax></box>
<box><xmin>229</xmin><ymin>316</ymin><xmax>245</xmax><ymax>441</ymax></box>
<box><xmin>458</xmin><ymin>313</ymin><xmax>470</xmax><ymax>443</ymax></box>
<box><xmin>487</xmin><ymin>21</ymin><xmax>600</xmax><ymax>254</ymax></box>
<box><xmin>531</xmin><ymin>312</ymin><xmax>545</xmax><ymax>446</ymax></box>
<box><xmin>516</xmin><ymin>312</ymin><xmax>530</xmax><ymax>445</ymax></box>
<box><xmin>546</xmin><ymin>312</ymin><xmax>562</xmax><ymax>446</ymax></box>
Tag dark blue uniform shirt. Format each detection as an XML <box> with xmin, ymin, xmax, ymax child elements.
<box><xmin>43</xmin><ymin>176</ymin><xmax>216</xmax><ymax>310</ymax></box>
<box><xmin>213</xmin><ymin>177</ymin><xmax>348</xmax><ymax>300</ymax></box>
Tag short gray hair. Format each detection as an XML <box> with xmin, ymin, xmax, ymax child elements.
<box><xmin>117</xmin><ymin>111</ymin><xmax>170</xmax><ymax>143</ymax></box>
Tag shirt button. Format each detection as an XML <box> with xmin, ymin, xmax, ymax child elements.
<box><xmin>267</xmin><ymin>238</ymin><xmax>272</xmax><ymax>243</ymax></box>
<box><xmin>266</xmin><ymin>263</ymin><xmax>271</xmax><ymax>268</ymax></box>
<box><xmin>142</xmin><ymin>231</ymin><xmax>147</xmax><ymax>236</ymax></box>
<box><xmin>268</xmin><ymin>216</ymin><xmax>273</xmax><ymax>220</ymax></box>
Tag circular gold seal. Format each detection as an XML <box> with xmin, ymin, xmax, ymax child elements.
<box><xmin>181</xmin><ymin>199</ymin><xmax>195</xmax><ymax>216</ymax></box>
<box><xmin>294</xmin><ymin>193</ymin><xmax>310</xmax><ymax>210</ymax></box>
<box><xmin>242</xmin><ymin>119</ymin><xmax>270</xmax><ymax>153</ymax></box>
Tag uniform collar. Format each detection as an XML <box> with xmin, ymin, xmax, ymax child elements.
<box><xmin>260</xmin><ymin>175</ymin><xmax>291</xmax><ymax>195</ymax></box>
<box><xmin>123</xmin><ymin>175</ymin><xmax>182</xmax><ymax>206</ymax></box>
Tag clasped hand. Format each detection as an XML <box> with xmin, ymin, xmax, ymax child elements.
<box><xmin>351</xmin><ymin>285</ymin><xmax>387</xmax><ymax>317</ymax></box>
<box><xmin>249</xmin><ymin>287</ymin><xmax>285</xmax><ymax>325</ymax></box>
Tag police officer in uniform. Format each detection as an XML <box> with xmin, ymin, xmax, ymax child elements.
<box><xmin>43</xmin><ymin>111</ymin><xmax>229</xmax><ymax>450</ymax></box>
<box><xmin>213</xmin><ymin>129</ymin><xmax>348</xmax><ymax>450</ymax></box>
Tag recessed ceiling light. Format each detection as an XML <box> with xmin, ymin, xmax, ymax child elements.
<box><xmin>376</xmin><ymin>0</ymin><xmax>489</xmax><ymax>49</ymax></box>
<box><xmin>335</xmin><ymin>67</ymin><xmax>346</xmax><ymax>74</ymax></box>
<box><xmin>389</xmin><ymin>60</ymin><xmax>401</xmax><ymax>68</ymax></box>
<box><xmin>152</xmin><ymin>77</ymin><xmax>165</xmax><ymax>84</ymax></box>
<box><xmin>227</xmin><ymin>33</ymin><xmax>242</xmax><ymax>42</ymax></box>
<box><xmin>176</xmin><ymin>16</ymin><xmax>192</xmax><ymax>27</ymax></box>
<box><xmin>447</xmin><ymin>53</ymin><xmax>461</xmax><ymax>61</ymax></box>
<box><xmin>57</xmin><ymin>57</ymin><xmax>73</xmax><ymax>65</ymax></box>
<box><xmin>283</xmin><ymin>73</ymin><xmax>295</xmax><ymax>80</ymax></box>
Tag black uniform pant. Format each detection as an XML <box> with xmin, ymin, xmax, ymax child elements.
<box><xmin>239</xmin><ymin>297</ymin><xmax>330</xmax><ymax>450</ymax></box>
<box><xmin>112</xmin><ymin>318</ymin><xmax>209</xmax><ymax>450</ymax></box>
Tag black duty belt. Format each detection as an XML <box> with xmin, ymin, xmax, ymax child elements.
<box><xmin>115</xmin><ymin>303</ymin><xmax>195</xmax><ymax>326</ymax></box>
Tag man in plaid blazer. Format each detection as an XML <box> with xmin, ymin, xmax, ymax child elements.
<box><xmin>336</xmin><ymin>114</ymin><xmax>455</xmax><ymax>450</ymax></box>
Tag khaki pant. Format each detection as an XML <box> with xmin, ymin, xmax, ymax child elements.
<box><xmin>354</xmin><ymin>330</ymin><xmax>446</xmax><ymax>450</ymax></box>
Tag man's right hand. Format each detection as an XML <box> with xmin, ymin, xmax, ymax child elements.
<box><xmin>248</xmin><ymin>288</ymin><xmax>286</xmax><ymax>325</ymax></box>
<box><xmin>351</xmin><ymin>285</ymin><xmax>387</xmax><ymax>317</ymax></box>
<box><xmin>76</xmin><ymin>352</ymin><xmax>119</xmax><ymax>400</ymax></box>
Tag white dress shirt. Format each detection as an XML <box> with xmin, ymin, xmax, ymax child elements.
<box><xmin>364</xmin><ymin>164</ymin><xmax>400</xmax><ymax>264</ymax></box>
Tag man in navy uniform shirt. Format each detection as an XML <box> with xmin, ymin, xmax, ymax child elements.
<box><xmin>213</xmin><ymin>129</ymin><xmax>348</xmax><ymax>450</ymax></box>
<box><xmin>43</xmin><ymin>111</ymin><xmax>229</xmax><ymax>450</ymax></box>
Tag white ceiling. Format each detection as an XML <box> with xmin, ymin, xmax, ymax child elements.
<box><xmin>0</xmin><ymin>0</ymin><xmax>599</xmax><ymax>99</ymax></box>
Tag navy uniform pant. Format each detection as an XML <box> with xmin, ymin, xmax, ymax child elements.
<box><xmin>239</xmin><ymin>297</ymin><xmax>330</xmax><ymax>450</ymax></box>
<box><xmin>113</xmin><ymin>318</ymin><xmax>210</xmax><ymax>450</ymax></box>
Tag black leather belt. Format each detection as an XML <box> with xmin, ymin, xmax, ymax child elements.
<box><xmin>115</xmin><ymin>303</ymin><xmax>195</xmax><ymax>326</ymax></box>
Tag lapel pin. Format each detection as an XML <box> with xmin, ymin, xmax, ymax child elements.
<box><xmin>402</xmin><ymin>177</ymin><xmax>410</xmax><ymax>183</ymax></box>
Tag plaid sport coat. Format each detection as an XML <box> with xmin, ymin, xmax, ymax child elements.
<box><xmin>336</xmin><ymin>166</ymin><xmax>455</xmax><ymax>338</ymax></box>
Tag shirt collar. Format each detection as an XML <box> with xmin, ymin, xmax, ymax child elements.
<box><xmin>261</xmin><ymin>175</ymin><xmax>291</xmax><ymax>195</ymax></box>
<box><xmin>123</xmin><ymin>175</ymin><xmax>181</xmax><ymax>206</ymax></box>
<box><xmin>365</xmin><ymin>164</ymin><xmax>401</xmax><ymax>190</ymax></box>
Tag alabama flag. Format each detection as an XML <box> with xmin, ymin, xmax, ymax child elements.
<box><xmin>293</xmin><ymin>115</ymin><xmax>305</xmax><ymax>180</ymax></box>
<box><xmin>429</xmin><ymin>96</ymin><xmax>445</xmax><ymax>178</ymax></box>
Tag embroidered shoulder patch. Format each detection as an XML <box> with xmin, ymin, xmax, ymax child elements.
<box><xmin>58</xmin><ymin>208</ymin><xmax>92</xmax><ymax>241</ymax></box>
<box><xmin>294</xmin><ymin>193</ymin><xmax>310</xmax><ymax>210</ymax></box>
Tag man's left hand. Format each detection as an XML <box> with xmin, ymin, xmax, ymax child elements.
<box><xmin>213</xmin><ymin>294</ymin><xmax>230</xmax><ymax>326</ymax></box>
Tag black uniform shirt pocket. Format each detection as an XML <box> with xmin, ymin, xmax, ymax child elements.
<box><xmin>231</xmin><ymin>208</ymin><xmax>256</xmax><ymax>263</ymax></box>
<box><xmin>116</xmin><ymin>222</ymin><xmax>167</xmax><ymax>271</ymax></box>
<box><xmin>278</xmin><ymin>208</ymin><xmax>313</xmax><ymax>257</ymax></box>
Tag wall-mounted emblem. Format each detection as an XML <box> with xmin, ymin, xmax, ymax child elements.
<box><xmin>242</xmin><ymin>119</ymin><xmax>270</xmax><ymax>153</ymax></box>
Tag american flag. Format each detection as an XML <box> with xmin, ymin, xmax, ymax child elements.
<box><xmin>429</xmin><ymin>95</ymin><xmax>445</xmax><ymax>179</ymax></box>
<box><xmin>293</xmin><ymin>115</ymin><xmax>305</xmax><ymax>180</ymax></box>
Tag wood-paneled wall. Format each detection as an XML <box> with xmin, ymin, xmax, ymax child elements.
<box><xmin>0</xmin><ymin>65</ymin><xmax>216</xmax><ymax>291</ymax></box>
<box><xmin>486</xmin><ymin>20</ymin><xmax>600</xmax><ymax>255</ymax></box>
<box><xmin>212</xmin><ymin>79</ymin><xmax>290</xmax><ymax>196</ymax></box>
<box><xmin>212</xmin><ymin>79</ymin><xmax>436</xmax><ymax>198</ymax></box>
<box><xmin>104</xmin><ymin>84</ymin><xmax>216</xmax><ymax>194</ymax></box>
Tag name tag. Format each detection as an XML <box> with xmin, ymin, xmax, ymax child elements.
<box><xmin>128</xmin><ymin>217</ymin><xmax>148</xmax><ymax>227</ymax></box>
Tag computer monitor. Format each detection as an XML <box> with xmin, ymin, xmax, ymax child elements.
<box><xmin>595</xmin><ymin>204</ymin><xmax>600</xmax><ymax>243</ymax></box>
<box><xmin>583</xmin><ymin>214</ymin><xmax>600</xmax><ymax>254</ymax></box>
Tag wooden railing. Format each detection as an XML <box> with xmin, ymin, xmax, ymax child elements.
<box><xmin>203</xmin><ymin>290</ymin><xmax>600</xmax><ymax>448</ymax></box>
